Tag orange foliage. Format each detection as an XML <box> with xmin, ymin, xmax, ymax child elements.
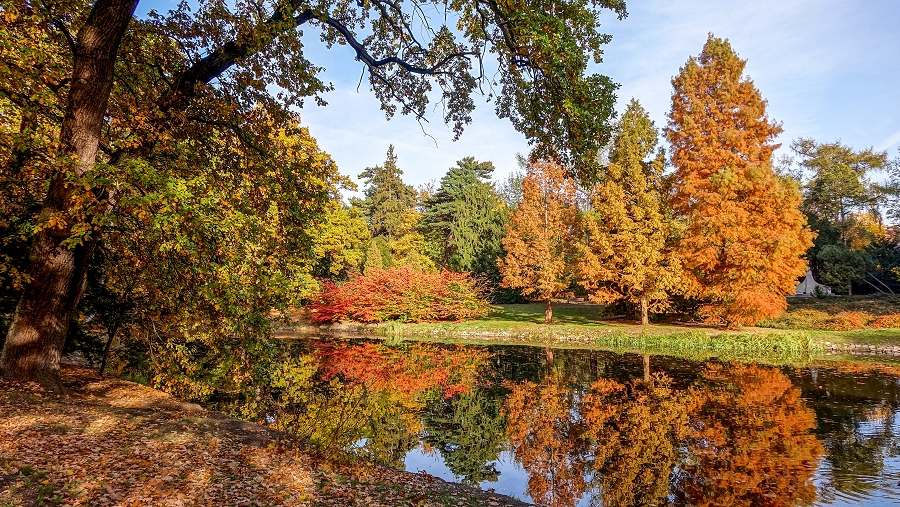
<box><xmin>869</xmin><ymin>313</ymin><xmax>900</xmax><ymax>329</ymax></box>
<box><xmin>308</xmin><ymin>266</ymin><xmax>490</xmax><ymax>323</ymax></box>
<box><xmin>503</xmin><ymin>379</ymin><xmax>588</xmax><ymax>507</ymax></box>
<box><xmin>667</xmin><ymin>36</ymin><xmax>813</xmax><ymax>327</ymax></box>
<box><xmin>314</xmin><ymin>342</ymin><xmax>488</xmax><ymax>399</ymax></box>
<box><xmin>681</xmin><ymin>363</ymin><xmax>824</xmax><ymax>507</ymax></box>
<box><xmin>499</xmin><ymin>160</ymin><xmax>579</xmax><ymax>322</ymax></box>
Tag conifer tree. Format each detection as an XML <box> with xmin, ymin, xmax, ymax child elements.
<box><xmin>420</xmin><ymin>158</ymin><xmax>507</xmax><ymax>278</ymax></box>
<box><xmin>667</xmin><ymin>35</ymin><xmax>813</xmax><ymax>327</ymax></box>
<box><xmin>357</xmin><ymin>145</ymin><xmax>418</xmax><ymax>239</ymax></box>
<box><xmin>499</xmin><ymin>160</ymin><xmax>578</xmax><ymax>324</ymax></box>
<box><xmin>577</xmin><ymin>99</ymin><xmax>681</xmax><ymax>325</ymax></box>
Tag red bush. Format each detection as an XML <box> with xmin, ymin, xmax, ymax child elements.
<box><xmin>309</xmin><ymin>266</ymin><xmax>490</xmax><ymax>323</ymax></box>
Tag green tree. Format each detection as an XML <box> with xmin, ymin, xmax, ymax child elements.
<box><xmin>794</xmin><ymin>139</ymin><xmax>889</xmax><ymax>294</ymax></box>
<box><xmin>356</xmin><ymin>146</ymin><xmax>418</xmax><ymax>239</ymax></box>
<box><xmin>577</xmin><ymin>99</ymin><xmax>681</xmax><ymax>325</ymax></box>
<box><xmin>420</xmin><ymin>158</ymin><xmax>508</xmax><ymax>279</ymax></box>
<box><xmin>1</xmin><ymin>0</ymin><xmax>627</xmax><ymax>385</ymax></box>
<box><xmin>817</xmin><ymin>243</ymin><xmax>874</xmax><ymax>296</ymax></box>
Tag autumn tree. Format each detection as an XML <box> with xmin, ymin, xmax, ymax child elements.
<box><xmin>581</xmin><ymin>375</ymin><xmax>690</xmax><ymax>507</ymax></box>
<box><xmin>0</xmin><ymin>0</ymin><xmax>627</xmax><ymax>385</ymax></box>
<box><xmin>312</xmin><ymin>202</ymin><xmax>370</xmax><ymax>279</ymax></box>
<box><xmin>499</xmin><ymin>160</ymin><xmax>579</xmax><ymax>323</ymax></box>
<box><xmin>577</xmin><ymin>99</ymin><xmax>681</xmax><ymax>325</ymax></box>
<box><xmin>667</xmin><ymin>35</ymin><xmax>813</xmax><ymax>327</ymax></box>
<box><xmin>420</xmin><ymin>157</ymin><xmax>508</xmax><ymax>280</ymax></box>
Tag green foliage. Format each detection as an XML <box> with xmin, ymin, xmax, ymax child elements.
<box><xmin>420</xmin><ymin>157</ymin><xmax>508</xmax><ymax>280</ymax></box>
<box><xmin>423</xmin><ymin>390</ymin><xmax>507</xmax><ymax>485</ymax></box>
<box><xmin>817</xmin><ymin>243</ymin><xmax>874</xmax><ymax>295</ymax></box>
<box><xmin>356</xmin><ymin>146</ymin><xmax>418</xmax><ymax>239</ymax></box>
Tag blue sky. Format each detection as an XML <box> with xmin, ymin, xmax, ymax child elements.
<box><xmin>138</xmin><ymin>0</ymin><xmax>900</xmax><ymax>189</ymax></box>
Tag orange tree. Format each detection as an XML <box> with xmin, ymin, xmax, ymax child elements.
<box><xmin>666</xmin><ymin>35</ymin><xmax>813</xmax><ymax>327</ymax></box>
<box><xmin>0</xmin><ymin>0</ymin><xmax>628</xmax><ymax>385</ymax></box>
<box><xmin>498</xmin><ymin>160</ymin><xmax>579</xmax><ymax>323</ymax></box>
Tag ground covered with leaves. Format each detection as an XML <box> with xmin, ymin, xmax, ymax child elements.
<box><xmin>0</xmin><ymin>364</ymin><xmax>528</xmax><ymax>507</ymax></box>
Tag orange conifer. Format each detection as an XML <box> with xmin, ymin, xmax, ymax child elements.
<box><xmin>667</xmin><ymin>35</ymin><xmax>813</xmax><ymax>327</ymax></box>
<box><xmin>498</xmin><ymin>160</ymin><xmax>579</xmax><ymax>323</ymax></box>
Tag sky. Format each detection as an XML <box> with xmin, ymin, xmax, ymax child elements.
<box><xmin>138</xmin><ymin>0</ymin><xmax>900</xmax><ymax>191</ymax></box>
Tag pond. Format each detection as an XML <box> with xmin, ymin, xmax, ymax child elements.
<box><xmin>212</xmin><ymin>338</ymin><xmax>900</xmax><ymax>507</ymax></box>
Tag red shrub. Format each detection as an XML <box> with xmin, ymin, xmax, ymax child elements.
<box><xmin>309</xmin><ymin>266</ymin><xmax>490</xmax><ymax>323</ymax></box>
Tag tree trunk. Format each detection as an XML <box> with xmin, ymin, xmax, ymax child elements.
<box><xmin>589</xmin><ymin>350</ymin><xmax>597</xmax><ymax>381</ymax></box>
<box><xmin>545</xmin><ymin>347</ymin><xmax>554</xmax><ymax>377</ymax></box>
<box><xmin>545</xmin><ymin>298</ymin><xmax>553</xmax><ymax>324</ymax></box>
<box><xmin>643</xmin><ymin>354</ymin><xmax>650</xmax><ymax>382</ymax></box>
<box><xmin>640</xmin><ymin>297</ymin><xmax>649</xmax><ymax>326</ymax></box>
<box><xmin>848</xmin><ymin>283</ymin><xmax>852</xmax><ymax>296</ymax></box>
<box><xmin>0</xmin><ymin>0</ymin><xmax>138</xmax><ymax>388</ymax></box>
<box><xmin>98</xmin><ymin>319</ymin><xmax>121</xmax><ymax>376</ymax></box>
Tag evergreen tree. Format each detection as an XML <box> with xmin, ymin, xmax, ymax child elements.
<box><xmin>667</xmin><ymin>35</ymin><xmax>813</xmax><ymax>327</ymax></box>
<box><xmin>577</xmin><ymin>99</ymin><xmax>682</xmax><ymax>325</ymax></box>
<box><xmin>499</xmin><ymin>160</ymin><xmax>578</xmax><ymax>324</ymax></box>
<box><xmin>356</xmin><ymin>146</ymin><xmax>433</xmax><ymax>271</ymax></box>
<box><xmin>420</xmin><ymin>158</ymin><xmax>507</xmax><ymax>279</ymax></box>
<box><xmin>356</xmin><ymin>145</ymin><xmax>418</xmax><ymax>239</ymax></box>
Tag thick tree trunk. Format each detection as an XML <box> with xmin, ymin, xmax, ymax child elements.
<box><xmin>0</xmin><ymin>0</ymin><xmax>138</xmax><ymax>388</ymax></box>
<box><xmin>640</xmin><ymin>297</ymin><xmax>649</xmax><ymax>326</ymax></box>
<box><xmin>545</xmin><ymin>298</ymin><xmax>553</xmax><ymax>324</ymax></box>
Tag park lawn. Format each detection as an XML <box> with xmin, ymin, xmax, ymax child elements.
<box><xmin>374</xmin><ymin>302</ymin><xmax>900</xmax><ymax>352</ymax></box>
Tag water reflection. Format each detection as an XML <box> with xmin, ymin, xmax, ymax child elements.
<box><xmin>213</xmin><ymin>339</ymin><xmax>900</xmax><ymax>507</ymax></box>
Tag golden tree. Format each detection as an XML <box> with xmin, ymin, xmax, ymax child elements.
<box><xmin>499</xmin><ymin>160</ymin><xmax>578</xmax><ymax>323</ymax></box>
<box><xmin>667</xmin><ymin>35</ymin><xmax>813</xmax><ymax>327</ymax></box>
<box><xmin>578</xmin><ymin>99</ymin><xmax>682</xmax><ymax>325</ymax></box>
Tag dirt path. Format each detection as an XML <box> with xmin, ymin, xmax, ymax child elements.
<box><xmin>0</xmin><ymin>364</ymin><xmax>530</xmax><ymax>507</ymax></box>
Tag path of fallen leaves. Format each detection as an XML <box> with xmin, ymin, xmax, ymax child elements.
<box><xmin>0</xmin><ymin>364</ymin><xmax>529</xmax><ymax>507</ymax></box>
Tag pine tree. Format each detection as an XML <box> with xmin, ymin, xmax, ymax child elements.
<box><xmin>577</xmin><ymin>99</ymin><xmax>682</xmax><ymax>325</ymax></box>
<box><xmin>667</xmin><ymin>35</ymin><xmax>813</xmax><ymax>327</ymax></box>
<box><xmin>498</xmin><ymin>160</ymin><xmax>578</xmax><ymax>324</ymax></box>
<box><xmin>357</xmin><ymin>145</ymin><xmax>418</xmax><ymax>239</ymax></box>
<box><xmin>420</xmin><ymin>157</ymin><xmax>507</xmax><ymax>279</ymax></box>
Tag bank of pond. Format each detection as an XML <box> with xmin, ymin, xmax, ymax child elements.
<box><xmin>208</xmin><ymin>337</ymin><xmax>900</xmax><ymax>507</ymax></box>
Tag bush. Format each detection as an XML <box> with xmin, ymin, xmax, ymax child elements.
<box><xmin>758</xmin><ymin>309</ymin><xmax>875</xmax><ymax>331</ymax></box>
<box><xmin>309</xmin><ymin>266</ymin><xmax>490</xmax><ymax>323</ymax></box>
<box><xmin>870</xmin><ymin>313</ymin><xmax>900</xmax><ymax>329</ymax></box>
<box><xmin>822</xmin><ymin>311</ymin><xmax>874</xmax><ymax>331</ymax></box>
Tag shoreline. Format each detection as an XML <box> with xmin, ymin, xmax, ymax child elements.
<box><xmin>0</xmin><ymin>363</ymin><xmax>530</xmax><ymax>507</ymax></box>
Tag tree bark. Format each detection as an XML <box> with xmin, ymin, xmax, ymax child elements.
<box><xmin>640</xmin><ymin>296</ymin><xmax>649</xmax><ymax>326</ymax></box>
<box><xmin>0</xmin><ymin>0</ymin><xmax>139</xmax><ymax>388</ymax></box>
<box><xmin>98</xmin><ymin>318</ymin><xmax>121</xmax><ymax>376</ymax></box>
<box><xmin>643</xmin><ymin>354</ymin><xmax>650</xmax><ymax>382</ymax></box>
<box><xmin>545</xmin><ymin>298</ymin><xmax>553</xmax><ymax>324</ymax></box>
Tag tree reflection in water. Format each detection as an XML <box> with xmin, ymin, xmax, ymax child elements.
<box><xmin>679</xmin><ymin>363</ymin><xmax>824</xmax><ymax>507</ymax></box>
<box><xmin>504</xmin><ymin>362</ymin><xmax>823</xmax><ymax>507</ymax></box>
<box><xmin>209</xmin><ymin>342</ymin><xmax>894</xmax><ymax>507</ymax></box>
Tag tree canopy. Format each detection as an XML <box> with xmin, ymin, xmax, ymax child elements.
<box><xmin>667</xmin><ymin>35</ymin><xmax>813</xmax><ymax>327</ymax></box>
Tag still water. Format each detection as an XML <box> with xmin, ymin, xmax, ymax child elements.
<box><xmin>215</xmin><ymin>339</ymin><xmax>900</xmax><ymax>507</ymax></box>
